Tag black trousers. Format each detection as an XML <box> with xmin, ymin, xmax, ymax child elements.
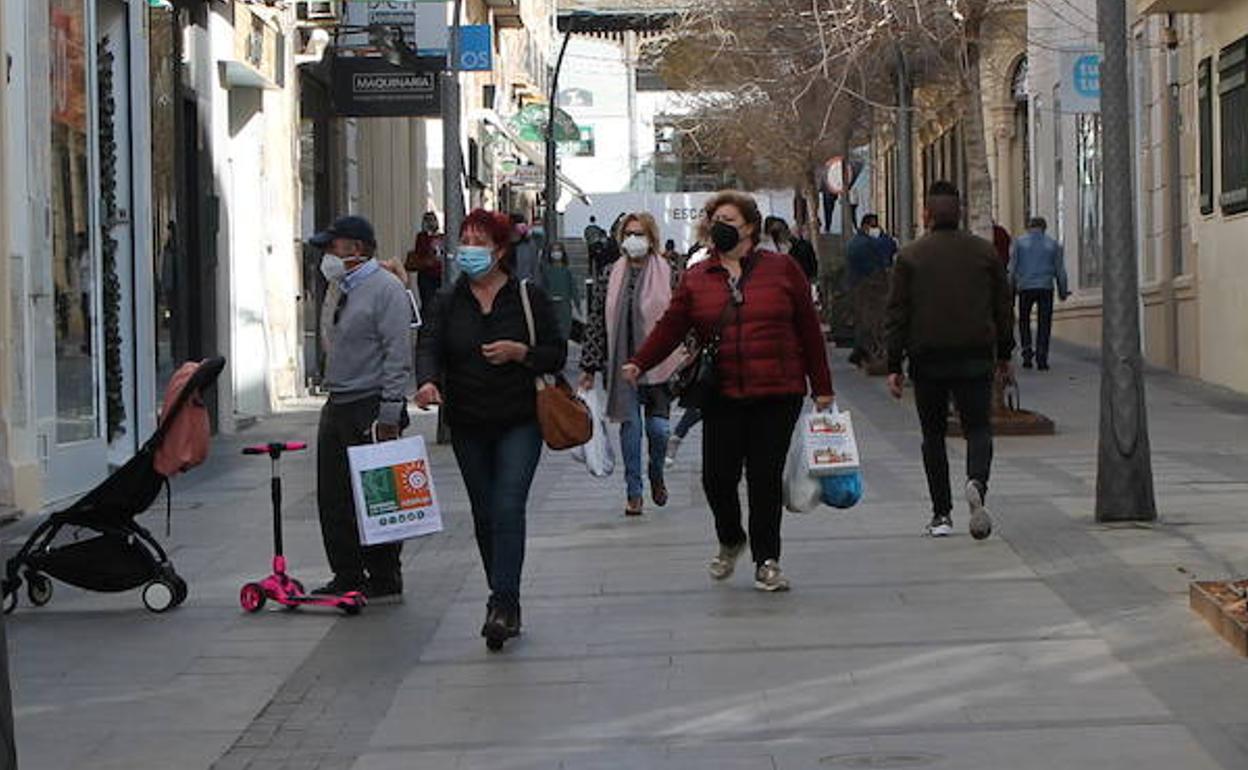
<box><xmin>1018</xmin><ymin>289</ymin><xmax>1054</xmax><ymax>365</ymax></box>
<box><xmin>913</xmin><ymin>377</ymin><xmax>993</xmax><ymax>517</ymax></box>
<box><xmin>316</xmin><ymin>397</ymin><xmax>402</xmax><ymax>584</ymax></box>
<box><xmin>702</xmin><ymin>395</ymin><xmax>803</xmax><ymax>565</ymax></box>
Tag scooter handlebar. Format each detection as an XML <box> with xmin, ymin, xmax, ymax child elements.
<box><xmin>242</xmin><ymin>442</ymin><xmax>308</xmax><ymax>456</ymax></box>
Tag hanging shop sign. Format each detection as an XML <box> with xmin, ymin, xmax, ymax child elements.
<box><xmin>1060</xmin><ymin>49</ymin><xmax>1101</xmax><ymax>114</ymax></box>
<box><xmin>331</xmin><ymin>55</ymin><xmax>443</xmax><ymax>118</ymax></box>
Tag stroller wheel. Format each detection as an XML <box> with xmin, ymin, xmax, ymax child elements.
<box><xmin>240</xmin><ymin>582</ymin><xmax>267</xmax><ymax>613</ymax></box>
<box><xmin>142</xmin><ymin>579</ymin><xmax>177</xmax><ymax>613</ymax></box>
<box><xmin>26</xmin><ymin>573</ymin><xmax>53</xmax><ymax>607</ymax></box>
<box><xmin>2</xmin><ymin>590</ymin><xmax>15</xmax><ymax>615</ymax></box>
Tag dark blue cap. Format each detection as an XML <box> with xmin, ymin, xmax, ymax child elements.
<box><xmin>309</xmin><ymin>215</ymin><xmax>376</xmax><ymax>248</ymax></box>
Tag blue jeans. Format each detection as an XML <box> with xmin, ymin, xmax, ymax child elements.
<box><xmin>673</xmin><ymin>407</ymin><xmax>702</xmax><ymax>439</ymax></box>
<box><xmin>451</xmin><ymin>421</ymin><xmax>543</xmax><ymax>607</ymax></box>
<box><xmin>620</xmin><ymin>398</ymin><xmax>670</xmax><ymax>500</ymax></box>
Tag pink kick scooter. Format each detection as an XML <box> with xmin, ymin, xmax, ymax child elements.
<box><xmin>238</xmin><ymin>442</ymin><xmax>366</xmax><ymax>615</ymax></box>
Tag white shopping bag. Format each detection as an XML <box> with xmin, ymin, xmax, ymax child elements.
<box><xmin>783</xmin><ymin>407</ymin><xmax>822</xmax><ymax>513</ymax></box>
<box><xmin>348</xmin><ymin>435</ymin><xmax>443</xmax><ymax>546</ymax></box>
<box><xmin>801</xmin><ymin>403</ymin><xmax>862</xmax><ymax>477</ymax></box>
<box><xmin>570</xmin><ymin>388</ymin><xmax>615</xmax><ymax>477</ymax></box>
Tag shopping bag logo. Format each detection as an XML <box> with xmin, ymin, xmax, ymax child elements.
<box><xmin>360</xmin><ymin>467</ymin><xmax>400</xmax><ymax>517</ymax></box>
<box><xmin>395</xmin><ymin>459</ymin><xmax>433</xmax><ymax>508</ymax></box>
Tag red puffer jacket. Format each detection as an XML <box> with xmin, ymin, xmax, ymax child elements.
<box><xmin>631</xmin><ymin>250</ymin><xmax>833</xmax><ymax>400</ymax></box>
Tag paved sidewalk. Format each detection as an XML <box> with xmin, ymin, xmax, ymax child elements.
<box><xmin>7</xmin><ymin>345</ymin><xmax>1248</xmax><ymax>769</ymax></box>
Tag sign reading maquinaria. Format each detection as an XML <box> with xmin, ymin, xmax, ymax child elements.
<box><xmin>331</xmin><ymin>55</ymin><xmax>443</xmax><ymax>117</ymax></box>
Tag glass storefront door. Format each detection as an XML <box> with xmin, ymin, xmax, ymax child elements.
<box><xmin>37</xmin><ymin>0</ymin><xmax>108</xmax><ymax>502</ymax></box>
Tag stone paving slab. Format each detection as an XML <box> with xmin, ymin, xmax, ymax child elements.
<box><xmin>7</xmin><ymin>345</ymin><xmax>1248</xmax><ymax>769</ymax></box>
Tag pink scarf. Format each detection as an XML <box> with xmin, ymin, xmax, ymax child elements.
<box><xmin>605</xmin><ymin>254</ymin><xmax>685</xmax><ymax>386</ymax></box>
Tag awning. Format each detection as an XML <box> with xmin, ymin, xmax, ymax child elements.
<box><xmin>472</xmin><ymin>109</ymin><xmax>591</xmax><ymax>205</ymax></box>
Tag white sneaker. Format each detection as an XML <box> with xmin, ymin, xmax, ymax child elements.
<box><xmin>708</xmin><ymin>541</ymin><xmax>745</xmax><ymax>581</ymax></box>
<box><xmin>966</xmin><ymin>481</ymin><xmax>992</xmax><ymax>540</ymax></box>
<box><xmin>926</xmin><ymin>514</ymin><xmax>954</xmax><ymax>537</ymax></box>
<box><xmin>665</xmin><ymin>435</ymin><xmax>682</xmax><ymax>467</ymax></box>
<box><xmin>753</xmin><ymin>559</ymin><xmax>791</xmax><ymax>592</ymax></box>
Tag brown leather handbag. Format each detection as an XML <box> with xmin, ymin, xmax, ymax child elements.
<box><xmin>520</xmin><ymin>280</ymin><xmax>592</xmax><ymax>450</ymax></box>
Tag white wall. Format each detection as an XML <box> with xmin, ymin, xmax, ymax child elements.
<box><xmin>558</xmin><ymin>36</ymin><xmax>632</xmax><ymax>193</ymax></box>
<box><xmin>562</xmin><ymin>190</ymin><xmax>796</xmax><ymax>254</ymax></box>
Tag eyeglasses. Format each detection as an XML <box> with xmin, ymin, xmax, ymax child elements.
<box><xmin>623</xmin><ymin>231</ymin><xmax>647</xmax><ymax>238</ymax></box>
<box><xmin>333</xmin><ymin>291</ymin><xmax>348</xmax><ymax>325</ymax></box>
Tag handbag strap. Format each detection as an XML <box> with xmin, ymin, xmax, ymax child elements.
<box><xmin>706</xmin><ymin>255</ymin><xmax>758</xmax><ymax>346</ymax></box>
<box><xmin>519</xmin><ymin>278</ymin><xmax>536</xmax><ymax>347</ymax></box>
<box><xmin>519</xmin><ymin>278</ymin><xmax>553</xmax><ymax>389</ymax></box>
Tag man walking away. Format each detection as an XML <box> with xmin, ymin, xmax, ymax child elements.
<box><xmin>309</xmin><ymin>215</ymin><xmax>413</xmax><ymax>601</ymax></box>
<box><xmin>884</xmin><ymin>182</ymin><xmax>1014</xmax><ymax>540</ymax></box>
<box><xmin>1009</xmin><ymin>217</ymin><xmax>1069</xmax><ymax>370</ymax></box>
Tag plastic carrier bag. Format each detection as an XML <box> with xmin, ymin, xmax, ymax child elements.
<box><xmin>570</xmin><ymin>387</ymin><xmax>615</xmax><ymax>477</ymax></box>
<box><xmin>783</xmin><ymin>405</ymin><xmax>823</xmax><ymax>513</ymax></box>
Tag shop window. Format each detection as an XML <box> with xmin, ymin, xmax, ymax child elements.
<box><xmin>1076</xmin><ymin>114</ymin><xmax>1103</xmax><ymax>289</ymax></box>
<box><xmin>1198</xmin><ymin>58</ymin><xmax>1213</xmax><ymax>215</ymax></box>
<box><xmin>1217</xmin><ymin>36</ymin><xmax>1248</xmax><ymax>214</ymax></box>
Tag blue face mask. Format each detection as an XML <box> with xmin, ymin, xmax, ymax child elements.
<box><xmin>456</xmin><ymin>246</ymin><xmax>494</xmax><ymax>278</ymax></box>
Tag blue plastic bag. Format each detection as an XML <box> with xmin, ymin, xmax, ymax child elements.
<box><xmin>821</xmin><ymin>471</ymin><xmax>863</xmax><ymax>509</ymax></box>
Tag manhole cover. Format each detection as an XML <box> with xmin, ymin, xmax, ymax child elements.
<box><xmin>819</xmin><ymin>753</ymin><xmax>942</xmax><ymax>768</ymax></box>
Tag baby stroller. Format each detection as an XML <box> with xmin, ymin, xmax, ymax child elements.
<box><xmin>2</xmin><ymin>357</ymin><xmax>226</xmax><ymax>614</ymax></box>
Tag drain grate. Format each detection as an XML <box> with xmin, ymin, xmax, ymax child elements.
<box><xmin>820</xmin><ymin>753</ymin><xmax>943</xmax><ymax>768</ymax></box>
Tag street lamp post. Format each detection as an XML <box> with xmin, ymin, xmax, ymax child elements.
<box><xmin>543</xmin><ymin>21</ymin><xmax>576</xmax><ymax>261</ymax></box>
<box><xmin>1094</xmin><ymin>0</ymin><xmax>1157</xmax><ymax>520</ymax></box>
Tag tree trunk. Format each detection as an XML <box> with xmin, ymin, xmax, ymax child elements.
<box><xmin>1095</xmin><ymin>0</ymin><xmax>1157</xmax><ymax>521</ymax></box>
<box><xmin>962</xmin><ymin>34</ymin><xmax>995</xmax><ymax>240</ymax></box>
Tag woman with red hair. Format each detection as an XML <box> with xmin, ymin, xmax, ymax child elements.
<box><xmin>415</xmin><ymin>209</ymin><xmax>567</xmax><ymax>651</ymax></box>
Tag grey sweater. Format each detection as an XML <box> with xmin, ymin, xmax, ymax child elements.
<box><xmin>322</xmin><ymin>266</ymin><xmax>412</xmax><ymax>426</ymax></box>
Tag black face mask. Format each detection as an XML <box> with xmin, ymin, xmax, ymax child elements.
<box><xmin>710</xmin><ymin>221</ymin><xmax>741</xmax><ymax>253</ymax></box>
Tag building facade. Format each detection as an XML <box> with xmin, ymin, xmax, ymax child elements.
<box><xmin>1026</xmin><ymin>0</ymin><xmax>1248</xmax><ymax>395</ymax></box>
<box><xmin>0</xmin><ymin>0</ymin><xmax>307</xmax><ymax>512</ymax></box>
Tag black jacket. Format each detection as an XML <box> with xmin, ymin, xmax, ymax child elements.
<box><xmin>884</xmin><ymin>228</ymin><xmax>1014</xmax><ymax>378</ymax></box>
<box><xmin>416</xmin><ymin>276</ymin><xmax>567</xmax><ymax>430</ymax></box>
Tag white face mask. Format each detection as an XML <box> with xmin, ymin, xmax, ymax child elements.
<box><xmin>622</xmin><ymin>235</ymin><xmax>649</xmax><ymax>259</ymax></box>
<box><xmin>868</xmin><ymin>228</ymin><xmax>882</xmax><ymax>238</ymax></box>
<box><xmin>320</xmin><ymin>253</ymin><xmax>346</xmax><ymax>283</ymax></box>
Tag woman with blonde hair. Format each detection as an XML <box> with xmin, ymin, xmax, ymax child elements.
<box><xmin>624</xmin><ymin>191</ymin><xmax>833</xmax><ymax>591</ymax></box>
<box><xmin>580</xmin><ymin>212</ymin><xmax>683</xmax><ymax>516</ymax></box>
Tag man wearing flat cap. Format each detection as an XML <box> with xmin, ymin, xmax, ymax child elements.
<box><xmin>308</xmin><ymin>215</ymin><xmax>412</xmax><ymax>603</ymax></box>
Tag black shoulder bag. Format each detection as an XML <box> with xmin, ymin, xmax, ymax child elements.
<box><xmin>673</xmin><ymin>261</ymin><xmax>753</xmax><ymax>409</ymax></box>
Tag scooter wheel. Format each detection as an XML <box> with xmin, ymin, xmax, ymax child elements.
<box><xmin>26</xmin><ymin>573</ymin><xmax>53</xmax><ymax>607</ymax></box>
<box><xmin>239</xmin><ymin>583</ymin><xmax>267</xmax><ymax>613</ymax></box>
<box><xmin>143</xmin><ymin>579</ymin><xmax>177</xmax><ymax>613</ymax></box>
<box><xmin>338</xmin><ymin>601</ymin><xmax>362</xmax><ymax>616</ymax></box>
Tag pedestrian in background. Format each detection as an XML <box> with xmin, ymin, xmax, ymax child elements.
<box><xmin>405</xmin><ymin>211</ymin><xmax>444</xmax><ymax>312</ymax></box>
<box><xmin>625</xmin><ymin>191</ymin><xmax>834</xmax><ymax>592</ymax></box>
<box><xmin>884</xmin><ymin>181</ymin><xmax>1014</xmax><ymax>540</ymax></box>
<box><xmin>544</xmin><ymin>241</ymin><xmax>581</xmax><ymax>340</ymax></box>
<box><xmin>308</xmin><ymin>215</ymin><xmax>412</xmax><ymax>603</ymax></box>
<box><xmin>508</xmin><ymin>213</ymin><xmax>544</xmax><ymax>287</ymax></box>
<box><xmin>846</xmin><ymin>213</ymin><xmax>896</xmax><ymax>367</ymax></box>
<box><xmin>1009</xmin><ymin>216</ymin><xmax>1069</xmax><ymax>371</ymax></box>
<box><xmin>580</xmin><ymin>212</ymin><xmax>682</xmax><ymax>517</ymax></box>
<box><xmin>415</xmin><ymin>209</ymin><xmax>566</xmax><ymax>651</ymax></box>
